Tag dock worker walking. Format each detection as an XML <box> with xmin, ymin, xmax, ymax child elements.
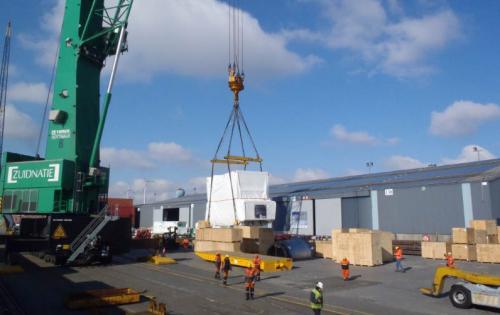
<box><xmin>310</xmin><ymin>281</ymin><xmax>324</xmax><ymax>315</ymax></box>
<box><xmin>394</xmin><ymin>246</ymin><xmax>405</xmax><ymax>273</ymax></box>
<box><xmin>340</xmin><ymin>257</ymin><xmax>350</xmax><ymax>281</ymax></box>
<box><xmin>244</xmin><ymin>265</ymin><xmax>256</xmax><ymax>300</ymax></box>
<box><xmin>214</xmin><ymin>253</ymin><xmax>222</xmax><ymax>279</ymax></box>
<box><xmin>222</xmin><ymin>254</ymin><xmax>232</xmax><ymax>285</ymax></box>
<box><xmin>445</xmin><ymin>252</ymin><xmax>455</xmax><ymax>268</ymax></box>
<box><xmin>253</xmin><ymin>255</ymin><xmax>262</xmax><ymax>281</ymax></box>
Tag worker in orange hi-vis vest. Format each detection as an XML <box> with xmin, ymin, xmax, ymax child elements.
<box><xmin>445</xmin><ymin>252</ymin><xmax>455</xmax><ymax>268</ymax></box>
<box><xmin>340</xmin><ymin>257</ymin><xmax>350</xmax><ymax>281</ymax></box>
<box><xmin>253</xmin><ymin>255</ymin><xmax>262</xmax><ymax>281</ymax></box>
<box><xmin>244</xmin><ymin>265</ymin><xmax>256</xmax><ymax>300</ymax></box>
<box><xmin>394</xmin><ymin>246</ymin><xmax>405</xmax><ymax>273</ymax></box>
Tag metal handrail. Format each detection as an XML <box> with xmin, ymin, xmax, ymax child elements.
<box><xmin>70</xmin><ymin>205</ymin><xmax>108</xmax><ymax>251</ymax></box>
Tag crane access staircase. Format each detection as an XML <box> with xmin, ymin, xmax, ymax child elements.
<box><xmin>67</xmin><ymin>206</ymin><xmax>118</xmax><ymax>264</ymax></box>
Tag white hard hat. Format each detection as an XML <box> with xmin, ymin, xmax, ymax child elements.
<box><xmin>316</xmin><ymin>282</ymin><xmax>324</xmax><ymax>289</ymax></box>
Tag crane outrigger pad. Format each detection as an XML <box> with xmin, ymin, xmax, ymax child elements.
<box><xmin>65</xmin><ymin>288</ymin><xmax>140</xmax><ymax>309</ymax></box>
<box><xmin>195</xmin><ymin>251</ymin><xmax>292</xmax><ymax>272</ymax></box>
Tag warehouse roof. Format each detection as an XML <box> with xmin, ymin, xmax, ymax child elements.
<box><xmin>137</xmin><ymin>158</ymin><xmax>500</xmax><ymax>206</ymax></box>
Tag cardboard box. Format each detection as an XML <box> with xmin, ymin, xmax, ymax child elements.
<box><xmin>452</xmin><ymin>244</ymin><xmax>476</xmax><ymax>261</ymax></box>
<box><xmin>476</xmin><ymin>244</ymin><xmax>500</xmax><ymax>263</ymax></box>
<box><xmin>470</xmin><ymin>220</ymin><xmax>497</xmax><ymax>235</ymax></box>
<box><xmin>315</xmin><ymin>240</ymin><xmax>333</xmax><ymax>258</ymax></box>
<box><xmin>421</xmin><ymin>242</ymin><xmax>451</xmax><ymax>259</ymax></box>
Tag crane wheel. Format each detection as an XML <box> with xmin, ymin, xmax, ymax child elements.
<box><xmin>449</xmin><ymin>285</ymin><xmax>472</xmax><ymax>309</ymax></box>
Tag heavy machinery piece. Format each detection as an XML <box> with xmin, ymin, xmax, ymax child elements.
<box><xmin>195</xmin><ymin>251</ymin><xmax>292</xmax><ymax>272</ymax></box>
<box><xmin>420</xmin><ymin>266</ymin><xmax>500</xmax><ymax>309</ymax></box>
<box><xmin>1</xmin><ymin>0</ymin><xmax>134</xmax><ymax>265</ymax></box>
<box><xmin>65</xmin><ymin>288</ymin><xmax>140</xmax><ymax>310</ymax></box>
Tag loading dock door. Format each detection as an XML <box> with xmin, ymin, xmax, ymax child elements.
<box><xmin>315</xmin><ymin>198</ymin><xmax>341</xmax><ymax>236</ymax></box>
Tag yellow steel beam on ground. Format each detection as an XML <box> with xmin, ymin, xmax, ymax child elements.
<box><xmin>195</xmin><ymin>251</ymin><xmax>292</xmax><ymax>272</ymax></box>
<box><xmin>223</xmin><ymin>155</ymin><xmax>263</xmax><ymax>163</ymax></box>
<box><xmin>0</xmin><ymin>265</ymin><xmax>23</xmax><ymax>275</ymax></box>
<box><xmin>149</xmin><ymin>255</ymin><xmax>176</xmax><ymax>265</ymax></box>
<box><xmin>65</xmin><ymin>288</ymin><xmax>141</xmax><ymax>310</ymax></box>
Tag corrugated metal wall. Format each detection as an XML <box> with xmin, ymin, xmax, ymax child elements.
<box><xmin>377</xmin><ymin>184</ymin><xmax>465</xmax><ymax>234</ymax></box>
<box><xmin>489</xmin><ymin>179</ymin><xmax>500</xmax><ymax>223</ymax></box>
<box><xmin>471</xmin><ymin>181</ymin><xmax>493</xmax><ymax>220</ymax></box>
<box><xmin>139</xmin><ymin>204</ymin><xmax>154</xmax><ymax>228</ymax></box>
<box><xmin>340</xmin><ymin>197</ymin><xmax>372</xmax><ymax>229</ymax></box>
<box><xmin>315</xmin><ymin>198</ymin><xmax>341</xmax><ymax>236</ymax></box>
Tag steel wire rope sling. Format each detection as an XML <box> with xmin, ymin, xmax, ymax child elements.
<box><xmin>207</xmin><ymin>0</ymin><xmax>262</xmax><ymax>226</ymax></box>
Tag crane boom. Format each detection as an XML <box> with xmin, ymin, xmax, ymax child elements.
<box><xmin>0</xmin><ymin>22</ymin><xmax>12</xmax><ymax>166</ymax></box>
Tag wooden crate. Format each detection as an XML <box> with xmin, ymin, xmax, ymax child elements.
<box><xmin>476</xmin><ymin>244</ymin><xmax>500</xmax><ymax>263</ymax></box>
<box><xmin>194</xmin><ymin>240</ymin><xmax>216</xmax><ymax>252</ymax></box>
<box><xmin>194</xmin><ymin>240</ymin><xmax>241</xmax><ymax>252</ymax></box>
<box><xmin>379</xmin><ymin>231</ymin><xmax>395</xmax><ymax>262</ymax></box>
<box><xmin>315</xmin><ymin>240</ymin><xmax>333</xmax><ymax>259</ymax></box>
<box><xmin>452</xmin><ymin>228</ymin><xmax>474</xmax><ymax>244</ymax></box>
<box><xmin>198</xmin><ymin>228</ymin><xmax>242</xmax><ymax>242</ymax></box>
<box><xmin>349</xmin><ymin>232</ymin><xmax>383</xmax><ymax>266</ymax></box>
<box><xmin>332</xmin><ymin>231</ymin><xmax>350</xmax><ymax>262</ymax></box>
<box><xmin>487</xmin><ymin>235</ymin><xmax>498</xmax><ymax>244</ymax></box>
<box><xmin>452</xmin><ymin>244</ymin><xmax>476</xmax><ymax>261</ymax></box>
<box><xmin>348</xmin><ymin>228</ymin><xmax>371</xmax><ymax>233</ymax></box>
<box><xmin>421</xmin><ymin>242</ymin><xmax>451</xmax><ymax>259</ymax></box>
<box><xmin>474</xmin><ymin>230</ymin><xmax>487</xmax><ymax>244</ymax></box>
<box><xmin>470</xmin><ymin>220</ymin><xmax>497</xmax><ymax>235</ymax></box>
<box><xmin>196</xmin><ymin>220</ymin><xmax>211</xmax><ymax>229</ymax></box>
<box><xmin>498</xmin><ymin>227</ymin><xmax>500</xmax><ymax>243</ymax></box>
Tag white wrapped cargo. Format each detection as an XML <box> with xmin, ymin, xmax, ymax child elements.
<box><xmin>206</xmin><ymin>171</ymin><xmax>276</xmax><ymax>227</ymax></box>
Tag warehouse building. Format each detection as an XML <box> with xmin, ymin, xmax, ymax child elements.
<box><xmin>136</xmin><ymin>159</ymin><xmax>500</xmax><ymax>236</ymax></box>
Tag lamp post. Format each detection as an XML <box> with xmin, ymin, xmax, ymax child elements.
<box><xmin>473</xmin><ymin>146</ymin><xmax>481</xmax><ymax>161</ymax></box>
<box><xmin>143</xmin><ymin>179</ymin><xmax>153</xmax><ymax>204</ymax></box>
<box><xmin>366</xmin><ymin>161</ymin><xmax>374</xmax><ymax>174</ymax></box>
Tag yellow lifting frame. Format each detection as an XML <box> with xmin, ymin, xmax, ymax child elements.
<box><xmin>195</xmin><ymin>251</ymin><xmax>292</xmax><ymax>273</ymax></box>
<box><xmin>420</xmin><ymin>266</ymin><xmax>500</xmax><ymax>296</ymax></box>
<box><xmin>65</xmin><ymin>288</ymin><xmax>141</xmax><ymax>310</ymax></box>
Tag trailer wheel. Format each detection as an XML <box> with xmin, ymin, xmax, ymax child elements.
<box><xmin>449</xmin><ymin>285</ymin><xmax>472</xmax><ymax>309</ymax></box>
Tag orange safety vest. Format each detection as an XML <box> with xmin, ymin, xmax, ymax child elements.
<box><xmin>395</xmin><ymin>248</ymin><xmax>403</xmax><ymax>260</ymax></box>
<box><xmin>245</xmin><ymin>268</ymin><xmax>255</xmax><ymax>288</ymax></box>
<box><xmin>447</xmin><ymin>255</ymin><xmax>455</xmax><ymax>267</ymax></box>
<box><xmin>253</xmin><ymin>257</ymin><xmax>261</xmax><ymax>270</ymax></box>
<box><xmin>341</xmin><ymin>258</ymin><xmax>349</xmax><ymax>270</ymax></box>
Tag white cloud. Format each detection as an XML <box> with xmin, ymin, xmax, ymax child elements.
<box><xmin>28</xmin><ymin>0</ymin><xmax>319</xmax><ymax>80</ymax></box>
<box><xmin>331</xmin><ymin>124</ymin><xmax>397</xmax><ymax>146</ymax></box>
<box><xmin>5</xmin><ymin>105</ymin><xmax>38</xmax><ymax>140</ymax></box>
<box><xmin>293</xmin><ymin>168</ymin><xmax>330</xmax><ymax>182</ymax></box>
<box><xmin>101</xmin><ymin>142</ymin><xmax>196</xmax><ymax>170</ymax></box>
<box><xmin>442</xmin><ymin>145</ymin><xmax>496</xmax><ymax>164</ymax></box>
<box><xmin>269</xmin><ymin>173</ymin><xmax>288</xmax><ymax>185</ymax></box>
<box><xmin>148</xmin><ymin>142</ymin><xmax>193</xmax><ymax>162</ymax></box>
<box><xmin>384</xmin><ymin>155</ymin><xmax>427</xmax><ymax>170</ymax></box>
<box><xmin>8</xmin><ymin>82</ymin><xmax>49</xmax><ymax>104</ymax></box>
<box><xmin>321</xmin><ymin>0</ymin><xmax>460</xmax><ymax>76</ymax></box>
<box><xmin>109</xmin><ymin>178</ymin><xmax>175</xmax><ymax>204</ymax></box>
<box><xmin>430</xmin><ymin>100</ymin><xmax>500</xmax><ymax>137</ymax></box>
<box><xmin>331</xmin><ymin>124</ymin><xmax>377</xmax><ymax>145</ymax></box>
<box><xmin>101</xmin><ymin>147</ymin><xmax>155</xmax><ymax>169</ymax></box>
<box><xmin>19</xmin><ymin>0</ymin><xmax>64</xmax><ymax>66</ymax></box>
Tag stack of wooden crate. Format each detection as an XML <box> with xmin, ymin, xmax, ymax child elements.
<box><xmin>314</xmin><ymin>240</ymin><xmax>333</xmax><ymax>259</ymax></box>
<box><xmin>330</xmin><ymin>228</ymin><xmax>394</xmax><ymax>266</ymax></box>
<box><xmin>194</xmin><ymin>221</ymin><xmax>275</xmax><ymax>254</ymax></box>
<box><xmin>472</xmin><ymin>220</ymin><xmax>500</xmax><ymax>263</ymax></box>
<box><xmin>194</xmin><ymin>221</ymin><xmax>243</xmax><ymax>252</ymax></box>
<box><xmin>237</xmin><ymin>226</ymin><xmax>275</xmax><ymax>255</ymax></box>
<box><xmin>421</xmin><ymin>220</ymin><xmax>500</xmax><ymax>263</ymax></box>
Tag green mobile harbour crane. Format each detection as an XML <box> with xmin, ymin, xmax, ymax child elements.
<box><xmin>1</xmin><ymin>0</ymin><xmax>134</xmax><ymax>265</ymax></box>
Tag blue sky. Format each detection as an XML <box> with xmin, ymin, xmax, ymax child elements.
<box><xmin>2</xmin><ymin>0</ymin><xmax>500</xmax><ymax>202</ymax></box>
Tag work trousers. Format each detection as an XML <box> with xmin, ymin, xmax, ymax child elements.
<box><xmin>395</xmin><ymin>259</ymin><xmax>404</xmax><ymax>272</ymax></box>
<box><xmin>312</xmin><ymin>309</ymin><xmax>321</xmax><ymax>315</ymax></box>
<box><xmin>342</xmin><ymin>269</ymin><xmax>349</xmax><ymax>280</ymax></box>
